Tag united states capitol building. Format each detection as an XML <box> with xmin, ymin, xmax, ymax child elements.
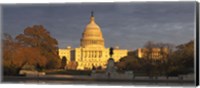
<box><xmin>59</xmin><ymin>12</ymin><xmax>128</xmax><ymax>70</ymax></box>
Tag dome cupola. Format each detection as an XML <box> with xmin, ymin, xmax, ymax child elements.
<box><xmin>80</xmin><ymin>11</ymin><xmax>105</xmax><ymax>48</ymax></box>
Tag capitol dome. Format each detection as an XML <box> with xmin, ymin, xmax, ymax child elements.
<box><xmin>80</xmin><ymin>12</ymin><xmax>105</xmax><ymax>48</ymax></box>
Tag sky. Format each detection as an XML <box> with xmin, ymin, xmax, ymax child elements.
<box><xmin>2</xmin><ymin>2</ymin><xmax>195</xmax><ymax>50</ymax></box>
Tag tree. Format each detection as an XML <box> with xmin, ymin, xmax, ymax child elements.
<box><xmin>116</xmin><ymin>51</ymin><xmax>141</xmax><ymax>72</ymax></box>
<box><xmin>67</xmin><ymin>61</ymin><xmax>78</xmax><ymax>70</ymax></box>
<box><xmin>3</xmin><ymin>25</ymin><xmax>61</xmax><ymax>75</ymax></box>
<box><xmin>61</xmin><ymin>56</ymin><xmax>67</xmax><ymax>69</ymax></box>
<box><xmin>167</xmin><ymin>40</ymin><xmax>194</xmax><ymax>75</ymax></box>
<box><xmin>2</xmin><ymin>33</ymin><xmax>47</xmax><ymax>75</ymax></box>
<box><xmin>116</xmin><ymin>60</ymin><xmax>126</xmax><ymax>71</ymax></box>
<box><xmin>143</xmin><ymin>41</ymin><xmax>154</xmax><ymax>60</ymax></box>
<box><xmin>176</xmin><ymin>40</ymin><xmax>194</xmax><ymax>68</ymax></box>
<box><xmin>15</xmin><ymin>25</ymin><xmax>61</xmax><ymax>69</ymax></box>
<box><xmin>140</xmin><ymin>41</ymin><xmax>175</xmax><ymax>76</ymax></box>
<box><xmin>143</xmin><ymin>41</ymin><xmax>174</xmax><ymax>60</ymax></box>
<box><xmin>3</xmin><ymin>33</ymin><xmax>19</xmax><ymax>75</ymax></box>
<box><xmin>13</xmin><ymin>47</ymin><xmax>47</xmax><ymax>71</ymax></box>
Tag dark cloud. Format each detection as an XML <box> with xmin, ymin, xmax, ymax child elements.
<box><xmin>2</xmin><ymin>2</ymin><xmax>195</xmax><ymax>50</ymax></box>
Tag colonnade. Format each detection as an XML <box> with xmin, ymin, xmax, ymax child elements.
<box><xmin>82</xmin><ymin>50</ymin><xmax>103</xmax><ymax>58</ymax></box>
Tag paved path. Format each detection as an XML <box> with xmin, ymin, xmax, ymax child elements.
<box><xmin>2</xmin><ymin>75</ymin><xmax>195</xmax><ymax>86</ymax></box>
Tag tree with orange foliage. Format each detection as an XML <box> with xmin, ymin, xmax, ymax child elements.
<box><xmin>3</xmin><ymin>33</ymin><xmax>18</xmax><ymax>75</ymax></box>
<box><xmin>13</xmin><ymin>47</ymin><xmax>47</xmax><ymax>69</ymax></box>
<box><xmin>3</xmin><ymin>33</ymin><xmax>47</xmax><ymax>75</ymax></box>
<box><xmin>15</xmin><ymin>25</ymin><xmax>61</xmax><ymax>69</ymax></box>
<box><xmin>3</xmin><ymin>25</ymin><xmax>61</xmax><ymax>75</ymax></box>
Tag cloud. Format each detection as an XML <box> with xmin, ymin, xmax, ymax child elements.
<box><xmin>2</xmin><ymin>2</ymin><xmax>195</xmax><ymax>50</ymax></box>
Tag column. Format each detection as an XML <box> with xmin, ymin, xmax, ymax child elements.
<box><xmin>96</xmin><ymin>51</ymin><xmax>98</xmax><ymax>58</ymax></box>
<box><xmin>92</xmin><ymin>51</ymin><xmax>94</xmax><ymax>58</ymax></box>
<box><xmin>99</xmin><ymin>51</ymin><xmax>101</xmax><ymax>58</ymax></box>
<box><xmin>94</xmin><ymin>51</ymin><xmax>97</xmax><ymax>58</ymax></box>
<box><xmin>89</xmin><ymin>51</ymin><xmax>91</xmax><ymax>58</ymax></box>
<box><xmin>83</xmin><ymin>51</ymin><xmax>85</xmax><ymax>59</ymax></box>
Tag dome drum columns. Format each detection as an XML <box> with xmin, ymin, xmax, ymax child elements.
<box><xmin>80</xmin><ymin>11</ymin><xmax>105</xmax><ymax>48</ymax></box>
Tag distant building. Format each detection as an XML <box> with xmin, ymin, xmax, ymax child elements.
<box><xmin>136</xmin><ymin>47</ymin><xmax>169</xmax><ymax>60</ymax></box>
<box><xmin>59</xmin><ymin>12</ymin><xmax>127</xmax><ymax>70</ymax></box>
